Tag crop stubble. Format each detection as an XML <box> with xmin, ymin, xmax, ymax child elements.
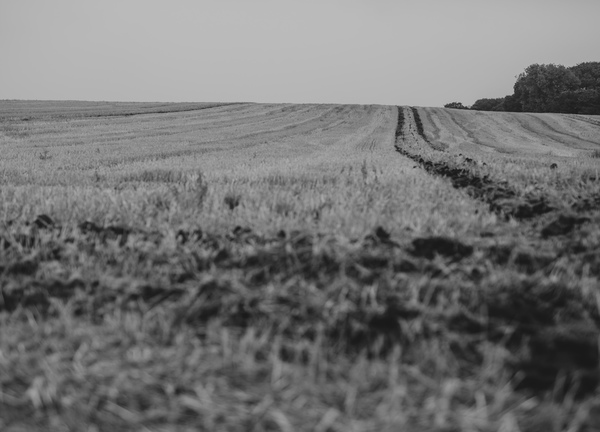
<box><xmin>1</xmin><ymin>102</ymin><xmax>600</xmax><ymax>430</ymax></box>
<box><xmin>397</xmin><ymin>105</ymin><xmax>600</xmax><ymax>392</ymax></box>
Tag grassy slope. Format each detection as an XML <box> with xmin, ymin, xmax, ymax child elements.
<box><xmin>1</xmin><ymin>102</ymin><xmax>600</xmax><ymax>431</ymax></box>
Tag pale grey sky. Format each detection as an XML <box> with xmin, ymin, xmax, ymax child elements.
<box><xmin>1</xmin><ymin>0</ymin><xmax>599</xmax><ymax>107</ymax></box>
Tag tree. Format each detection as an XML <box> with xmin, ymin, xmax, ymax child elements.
<box><xmin>502</xmin><ymin>94</ymin><xmax>521</xmax><ymax>112</ymax></box>
<box><xmin>513</xmin><ymin>64</ymin><xmax>580</xmax><ymax>112</ymax></box>
<box><xmin>471</xmin><ymin>98</ymin><xmax>505</xmax><ymax>111</ymax></box>
<box><xmin>457</xmin><ymin>61</ymin><xmax>600</xmax><ymax>115</ymax></box>
<box><xmin>444</xmin><ymin>102</ymin><xmax>469</xmax><ymax>109</ymax></box>
<box><xmin>562</xmin><ymin>89</ymin><xmax>600</xmax><ymax>114</ymax></box>
<box><xmin>569</xmin><ymin>62</ymin><xmax>600</xmax><ymax>89</ymax></box>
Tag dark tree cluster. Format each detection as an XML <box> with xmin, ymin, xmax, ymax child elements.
<box><xmin>443</xmin><ymin>102</ymin><xmax>469</xmax><ymax>110</ymax></box>
<box><xmin>470</xmin><ymin>98</ymin><xmax>505</xmax><ymax>111</ymax></box>
<box><xmin>446</xmin><ymin>62</ymin><xmax>600</xmax><ymax>114</ymax></box>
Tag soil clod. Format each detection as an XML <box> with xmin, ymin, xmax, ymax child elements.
<box><xmin>511</xmin><ymin>198</ymin><xmax>554</xmax><ymax>219</ymax></box>
<box><xmin>78</xmin><ymin>221</ymin><xmax>131</xmax><ymax>245</ymax></box>
<box><xmin>516</xmin><ymin>323</ymin><xmax>600</xmax><ymax>396</ymax></box>
<box><xmin>410</xmin><ymin>236</ymin><xmax>473</xmax><ymax>260</ymax></box>
<box><xmin>375</xmin><ymin>226</ymin><xmax>390</xmax><ymax>242</ymax></box>
<box><xmin>33</xmin><ymin>214</ymin><xmax>54</xmax><ymax>229</ymax></box>
<box><xmin>176</xmin><ymin>229</ymin><xmax>203</xmax><ymax>244</ymax></box>
<box><xmin>224</xmin><ymin>194</ymin><xmax>241</xmax><ymax>210</ymax></box>
<box><xmin>79</xmin><ymin>221</ymin><xmax>103</xmax><ymax>234</ymax></box>
<box><xmin>542</xmin><ymin>214</ymin><xmax>591</xmax><ymax>238</ymax></box>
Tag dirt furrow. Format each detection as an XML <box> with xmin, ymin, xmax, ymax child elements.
<box><xmin>396</xmin><ymin>107</ymin><xmax>554</xmax><ymax>221</ymax></box>
<box><xmin>394</xmin><ymin>106</ymin><xmax>600</xmax><ymax>396</ymax></box>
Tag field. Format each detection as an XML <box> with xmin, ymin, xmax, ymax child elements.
<box><xmin>1</xmin><ymin>101</ymin><xmax>600</xmax><ymax>431</ymax></box>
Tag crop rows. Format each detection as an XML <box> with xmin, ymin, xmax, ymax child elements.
<box><xmin>395</xmin><ymin>105</ymin><xmax>600</xmax><ymax>392</ymax></box>
<box><xmin>2</xmin><ymin>102</ymin><xmax>600</xmax><ymax>430</ymax></box>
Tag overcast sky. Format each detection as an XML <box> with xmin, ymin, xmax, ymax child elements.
<box><xmin>1</xmin><ymin>0</ymin><xmax>599</xmax><ymax>107</ymax></box>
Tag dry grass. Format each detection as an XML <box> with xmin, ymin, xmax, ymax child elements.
<box><xmin>1</xmin><ymin>102</ymin><xmax>600</xmax><ymax>431</ymax></box>
<box><xmin>407</xmin><ymin>107</ymin><xmax>600</xmax><ymax>213</ymax></box>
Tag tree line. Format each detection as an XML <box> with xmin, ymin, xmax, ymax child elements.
<box><xmin>445</xmin><ymin>62</ymin><xmax>600</xmax><ymax>114</ymax></box>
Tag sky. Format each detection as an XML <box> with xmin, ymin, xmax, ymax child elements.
<box><xmin>1</xmin><ymin>0</ymin><xmax>599</xmax><ymax>107</ymax></box>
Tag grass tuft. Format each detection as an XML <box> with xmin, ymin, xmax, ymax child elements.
<box><xmin>224</xmin><ymin>193</ymin><xmax>241</xmax><ymax>210</ymax></box>
<box><xmin>38</xmin><ymin>149</ymin><xmax>52</xmax><ymax>160</ymax></box>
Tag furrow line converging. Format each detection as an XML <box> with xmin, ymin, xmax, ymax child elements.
<box><xmin>395</xmin><ymin>106</ymin><xmax>554</xmax><ymax>222</ymax></box>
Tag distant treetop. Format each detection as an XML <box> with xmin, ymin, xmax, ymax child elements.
<box><xmin>445</xmin><ymin>61</ymin><xmax>600</xmax><ymax>114</ymax></box>
<box><xmin>444</xmin><ymin>102</ymin><xmax>469</xmax><ymax>110</ymax></box>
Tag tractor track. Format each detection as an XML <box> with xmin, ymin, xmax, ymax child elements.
<box><xmin>396</xmin><ymin>107</ymin><xmax>555</xmax><ymax>221</ymax></box>
<box><xmin>396</xmin><ymin>106</ymin><xmax>600</xmax><ymax>225</ymax></box>
<box><xmin>393</xmin><ymin>105</ymin><xmax>600</xmax><ymax>396</ymax></box>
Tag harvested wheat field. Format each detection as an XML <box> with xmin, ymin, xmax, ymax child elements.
<box><xmin>1</xmin><ymin>101</ymin><xmax>600</xmax><ymax>431</ymax></box>
<box><xmin>418</xmin><ymin>107</ymin><xmax>600</xmax><ymax>157</ymax></box>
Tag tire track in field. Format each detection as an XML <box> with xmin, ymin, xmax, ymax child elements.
<box><xmin>395</xmin><ymin>105</ymin><xmax>600</xmax><ymax>283</ymax></box>
<box><xmin>353</xmin><ymin>107</ymin><xmax>393</xmax><ymax>151</ymax></box>
<box><xmin>395</xmin><ymin>106</ymin><xmax>600</xmax><ymax>397</ymax></box>
<box><xmin>568</xmin><ymin>114</ymin><xmax>600</xmax><ymax>129</ymax></box>
<box><xmin>423</xmin><ymin>108</ymin><xmax>600</xmax><ymax>155</ymax></box>
<box><xmin>515</xmin><ymin>114</ymin><xmax>600</xmax><ymax>148</ymax></box>
<box><xmin>418</xmin><ymin>107</ymin><xmax>485</xmax><ymax>151</ymax></box>
<box><xmin>396</xmin><ymin>106</ymin><xmax>600</xmax><ymax>222</ymax></box>
<box><xmin>417</xmin><ymin>107</ymin><xmax>443</xmax><ymax>144</ymax></box>
<box><xmin>396</xmin><ymin>106</ymin><xmax>558</xmax><ymax>221</ymax></box>
<box><xmin>431</xmin><ymin>108</ymin><xmax>504</xmax><ymax>152</ymax></box>
<box><xmin>398</xmin><ymin>107</ymin><xmax>440</xmax><ymax>151</ymax></box>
